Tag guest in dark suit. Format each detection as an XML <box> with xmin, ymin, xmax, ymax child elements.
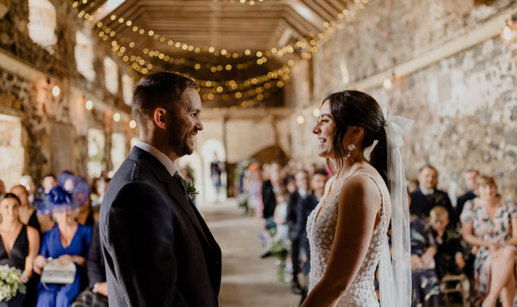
<box><xmin>410</xmin><ymin>165</ymin><xmax>456</xmax><ymax>226</ymax></box>
<box><xmin>262</xmin><ymin>162</ymin><xmax>280</xmax><ymax>229</ymax></box>
<box><xmin>297</xmin><ymin>169</ymin><xmax>328</xmax><ymax>278</ymax></box>
<box><xmin>286</xmin><ymin>170</ymin><xmax>310</xmax><ymax>294</ymax></box>
<box><xmin>456</xmin><ymin>169</ymin><xmax>478</xmax><ymax>217</ymax></box>
<box><xmin>99</xmin><ymin>72</ymin><xmax>221</xmax><ymax>307</ymax></box>
<box><xmin>87</xmin><ymin>223</ymin><xmax>107</xmax><ymax>305</ymax></box>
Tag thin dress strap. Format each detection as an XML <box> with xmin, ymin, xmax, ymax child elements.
<box><xmin>351</xmin><ymin>172</ymin><xmax>386</xmax><ymax>225</ymax></box>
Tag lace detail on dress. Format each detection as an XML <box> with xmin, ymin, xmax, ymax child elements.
<box><xmin>306</xmin><ymin>173</ymin><xmax>387</xmax><ymax>306</ymax></box>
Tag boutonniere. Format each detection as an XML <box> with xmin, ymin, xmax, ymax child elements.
<box><xmin>433</xmin><ymin>193</ymin><xmax>443</xmax><ymax>203</ymax></box>
<box><xmin>180</xmin><ymin>177</ymin><xmax>199</xmax><ymax>200</ymax></box>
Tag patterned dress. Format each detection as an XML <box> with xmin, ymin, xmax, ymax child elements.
<box><xmin>410</xmin><ymin>216</ymin><xmax>441</xmax><ymax>307</ymax></box>
<box><xmin>460</xmin><ymin>198</ymin><xmax>517</xmax><ymax>305</ymax></box>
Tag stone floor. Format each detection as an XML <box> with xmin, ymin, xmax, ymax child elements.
<box><xmin>200</xmin><ymin>201</ymin><xmax>300</xmax><ymax>307</ymax></box>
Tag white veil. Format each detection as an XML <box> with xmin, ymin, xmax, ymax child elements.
<box><xmin>378</xmin><ymin>115</ymin><xmax>413</xmax><ymax>307</ymax></box>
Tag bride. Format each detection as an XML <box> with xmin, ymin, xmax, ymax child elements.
<box><xmin>301</xmin><ymin>90</ymin><xmax>412</xmax><ymax>306</ymax></box>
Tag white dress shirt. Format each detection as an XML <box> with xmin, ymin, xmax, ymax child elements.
<box><xmin>135</xmin><ymin>141</ymin><xmax>177</xmax><ymax>177</ymax></box>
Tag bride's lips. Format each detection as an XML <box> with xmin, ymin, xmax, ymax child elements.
<box><xmin>318</xmin><ymin>137</ymin><xmax>327</xmax><ymax>145</ymax></box>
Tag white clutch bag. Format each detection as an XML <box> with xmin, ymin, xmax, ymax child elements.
<box><xmin>41</xmin><ymin>258</ymin><xmax>76</xmax><ymax>284</ymax></box>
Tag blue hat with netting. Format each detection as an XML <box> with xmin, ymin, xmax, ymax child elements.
<box><xmin>34</xmin><ymin>172</ymin><xmax>89</xmax><ymax>215</ymax></box>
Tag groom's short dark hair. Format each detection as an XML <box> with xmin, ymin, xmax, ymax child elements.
<box><xmin>132</xmin><ymin>72</ymin><xmax>198</xmax><ymax>124</ymax></box>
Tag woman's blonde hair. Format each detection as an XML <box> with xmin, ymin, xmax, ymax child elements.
<box><xmin>476</xmin><ymin>175</ymin><xmax>496</xmax><ymax>187</ymax></box>
<box><xmin>430</xmin><ymin>206</ymin><xmax>449</xmax><ymax>220</ymax></box>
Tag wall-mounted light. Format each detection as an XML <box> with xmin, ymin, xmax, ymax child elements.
<box><xmin>85</xmin><ymin>99</ymin><xmax>93</xmax><ymax>110</ymax></box>
<box><xmin>129</xmin><ymin>120</ymin><xmax>137</xmax><ymax>129</ymax></box>
<box><xmin>501</xmin><ymin>25</ymin><xmax>512</xmax><ymax>41</ymax></box>
<box><xmin>296</xmin><ymin>115</ymin><xmax>305</xmax><ymax>125</ymax></box>
<box><xmin>383</xmin><ymin>78</ymin><xmax>392</xmax><ymax>90</ymax></box>
<box><xmin>113</xmin><ymin>112</ymin><xmax>121</xmax><ymax>122</ymax></box>
<box><xmin>501</xmin><ymin>13</ymin><xmax>517</xmax><ymax>42</ymax></box>
<box><xmin>52</xmin><ymin>85</ymin><xmax>61</xmax><ymax>97</ymax></box>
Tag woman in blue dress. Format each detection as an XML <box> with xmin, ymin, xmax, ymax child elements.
<box><xmin>33</xmin><ymin>174</ymin><xmax>92</xmax><ymax>307</ymax></box>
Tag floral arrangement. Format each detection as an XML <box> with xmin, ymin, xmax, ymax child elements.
<box><xmin>260</xmin><ymin>229</ymin><xmax>291</xmax><ymax>282</ymax></box>
<box><xmin>0</xmin><ymin>265</ymin><xmax>25</xmax><ymax>302</ymax></box>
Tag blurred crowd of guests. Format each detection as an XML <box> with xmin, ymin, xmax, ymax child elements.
<box><xmin>240</xmin><ymin>162</ymin><xmax>517</xmax><ymax>307</ymax></box>
<box><xmin>0</xmin><ymin>171</ymin><xmax>111</xmax><ymax>307</ymax></box>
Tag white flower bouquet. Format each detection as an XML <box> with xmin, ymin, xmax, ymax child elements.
<box><xmin>0</xmin><ymin>265</ymin><xmax>25</xmax><ymax>302</ymax></box>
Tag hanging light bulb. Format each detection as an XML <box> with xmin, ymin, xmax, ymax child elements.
<box><xmin>296</xmin><ymin>115</ymin><xmax>305</xmax><ymax>125</ymax></box>
<box><xmin>129</xmin><ymin>120</ymin><xmax>137</xmax><ymax>129</ymax></box>
<box><xmin>313</xmin><ymin>108</ymin><xmax>320</xmax><ymax>117</ymax></box>
<box><xmin>113</xmin><ymin>112</ymin><xmax>121</xmax><ymax>122</ymax></box>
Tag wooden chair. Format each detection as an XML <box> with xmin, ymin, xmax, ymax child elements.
<box><xmin>439</xmin><ymin>273</ymin><xmax>470</xmax><ymax>306</ymax></box>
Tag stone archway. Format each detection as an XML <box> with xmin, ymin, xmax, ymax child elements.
<box><xmin>200</xmin><ymin>139</ymin><xmax>226</xmax><ymax>204</ymax></box>
<box><xmin>177</xmin><ymin>151</ymin><xmax>203</xmax><ymax>198</ymax></box>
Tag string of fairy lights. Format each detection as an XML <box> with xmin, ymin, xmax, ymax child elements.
<box><xmin>70</xmin><ymin>0</ymin><xmax>370</xmax><ymax>108</ymax></box>
<box><xmin>72</xmin><ymin>0</ymin><xmax>368</xmax><ymax>63</ymax></box>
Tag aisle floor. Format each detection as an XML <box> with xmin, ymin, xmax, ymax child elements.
<box><xmin>200</xmin><ymin>201</ymin><xmax>300</xmax><ymax>307</ymax></box>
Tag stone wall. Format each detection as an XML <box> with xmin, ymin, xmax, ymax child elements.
<box><xmin>0</xmin><ymin>0</ymin><xmax>135</xmax><ymax>186</ymax></box>
<box><xmin>288</xmin><ymin>0</ymin><xmax>517</xmax><ymax>200</ymax></box>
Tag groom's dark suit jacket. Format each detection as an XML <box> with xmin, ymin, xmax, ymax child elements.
<box><xmin>99</xmin><ymin>147</ymin><xmax>221</xmax><ymax>306</ymax></box>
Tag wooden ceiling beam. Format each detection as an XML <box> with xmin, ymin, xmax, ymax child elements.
<box><xmin>298</xmin><ymin>0</ymin><xmax>334</xmax><ymax>21</ymax></box>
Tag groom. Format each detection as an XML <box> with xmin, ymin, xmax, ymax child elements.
<box><xmin>99</xmin><ymin>72</ymin><xmax>221</xmax><ymax>306</ymax></box>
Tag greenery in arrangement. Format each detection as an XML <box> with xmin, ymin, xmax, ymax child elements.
<box><xmin>261</xmin><ymin>229</ymin><xmax>291</xmax><ymax>282</ymax></box>
<box><xmin>0</xmin><ymin>265</ymin><xmax>25</xmax><ymax>302</ymax></box>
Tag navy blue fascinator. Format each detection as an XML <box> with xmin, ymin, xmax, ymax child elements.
<box><xmin>35</xmin><ymin>172</ymin><xmax>89</xmax><ymax>215</ymax></box>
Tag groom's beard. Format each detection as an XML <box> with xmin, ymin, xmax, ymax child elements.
<box><xmin>168</xmin><ymin>126</ymin><xmax>195</xmax><ymax>157</ymax></box>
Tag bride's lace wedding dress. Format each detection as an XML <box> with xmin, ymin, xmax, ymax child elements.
<box><xmin>306</xmin><ymin>173</ymin><xmax>386</xmax><ymax>306</ymax></box>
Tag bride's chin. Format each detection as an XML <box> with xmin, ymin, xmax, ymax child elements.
<box><xmin>317</xmin><ymin>150</ymin><xmax>330</xmax><ymax>158</ymax></box>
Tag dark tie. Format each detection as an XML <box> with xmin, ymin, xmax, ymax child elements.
<box><xmin>425</xmin><ymin>193</ymin><xmax>434</xmax><ymax>205</ymax></box>
<box><xmin>173</xmin><ymin>172</ymin><xmax>187</xmax><ymax>195</ymax></box>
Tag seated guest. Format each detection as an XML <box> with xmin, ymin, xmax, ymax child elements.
<box><xmin>87</xmin><ymin>223</ymin><xmax>106</xmax><ymax>300</ymax></box>
<box><xmin>37</xmin><ymin>174</ymin><xmax>59</xmax><ymax>233</ymax></box>
<box><xmin>460</xmin><ymin>175</ymin><xmax>517</xmax><ymax>307</ymax></box>
<box><xmin>286</xmin><ymin>170</ymin><xmax>310</xmax><ymax>294</ymax></box>
<box><xmin>0</xmin><ymin>193</ymin><xmax>40</xmax><ymax>307</ymax></box>
<box><xmin>33</xmin><ymin>175</ymin><xmax>93</xmax><ymax>307</ymax></box>
<box><xmin>72</xmin><ymin>222</ymin><xmax>107</xmax><ymax>307</ymax></box>
<box><xmin>429</xmin><ymin>206</ymin><xmax>466</xmax><ymax>278</ymax></box>
<box><xmin>410</xmin><ymin>165</ymin><xmax>456</xmax><ymax>226</ymax></box>
<box><xmin>297</xmin><ymin>169</ymin><xmax>327</xmax><ymax>281</ymax></box>
<box><xmin>410</xmin><ymin>211</ymin><xmax>442</xmax><ymax>307</ymax></box>
<box><xmin>274</xmin><ymin>188</ymin><xmax>289</xmax><ymax>243</ymax></box>
<box><xmin>10</xmin><ymin>185</ymin><xmax>41</xmax><ymax>233</ymax></box>
<box><xmin>456</xmin><ymin>169</ymin><xmax>479</xmax><ymax>217</ymax></box>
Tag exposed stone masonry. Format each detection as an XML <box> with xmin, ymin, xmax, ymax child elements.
<box><xmin>288</xmin><ymin>0</ymin><xmax>517</xmax><ymax>200</ymax></box>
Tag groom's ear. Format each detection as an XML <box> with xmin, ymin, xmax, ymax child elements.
<box><xmin>153</xmin><ymin>107</ymin><xmax>168</xmax><ymax>130</ymax></box>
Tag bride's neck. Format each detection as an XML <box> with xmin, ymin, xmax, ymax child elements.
<box><xmin>333</xmin><ymin>156</ymin><xmax>367</xmax><ymax>180</ymax></box>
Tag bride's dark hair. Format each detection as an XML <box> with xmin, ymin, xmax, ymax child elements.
<box><xmin>324</xmin><ymin>90</ymin><xmax>388</xmax><ymax>185</ymax></box>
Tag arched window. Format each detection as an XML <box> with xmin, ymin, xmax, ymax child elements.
<box><xmin>104</xmin><ymin>57</ymin><xmax>119</xmax><ymax>94</ymax></box>
<box><xmin>28</xmin><ymin>0</ymin><xmax>57</xmax><ymax>52</ymax></box>
<box><xmin>122</xmin><ymin>74</ymin><xmax>134</xmax><ymax>105</ymax></box>
<box><xmin>111</xmin><ymin>133</ymin><xmax>126</xmax><ymax>172</ymax></box>
<box><xmin>75</xmin><ymin>29</ymin><xmax>95</xmax><ymax>81</ymax></box>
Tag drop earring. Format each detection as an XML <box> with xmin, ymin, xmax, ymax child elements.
<box><xmin>346</xmin><ymin>144</ymin><xmax>356</xmax><ymax>159</ymax></box>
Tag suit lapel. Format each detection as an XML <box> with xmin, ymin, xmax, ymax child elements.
<box><xmin>166</xmin><ymin>180</ymin><xmax>210</xmax><ymax>245</ymax></box>
<box><xmin>129</xmin><ymin>147</ymin><xmax>211</xmax><ymax>247</ymax></box>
